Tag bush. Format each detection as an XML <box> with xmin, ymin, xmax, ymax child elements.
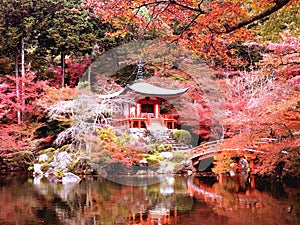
<box><xmin>97</xmin><ymin>127</ymin><xmax>116</xmax><ymax>142</ymax></box>
<box><xmin>173</xmin><ymin>130</ymin><xmax>191</xmax><ymax>145</ymax></box>
<box><xmin>144</xmin><ymin>154</ymin><xmax>164</xmax><ymax>165</ymax></box>
<box><xmin>148</xmin><ymin>142</ymin><xmax>173</xmax><ymax>153</ymax></box>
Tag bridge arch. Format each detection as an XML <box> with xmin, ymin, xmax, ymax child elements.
<box><xmin>189</xmin><ymin>141</ymin><xmax>264</xmax><ymax>172</ymax></box>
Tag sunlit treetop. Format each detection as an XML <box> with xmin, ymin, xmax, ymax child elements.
<box><xmin>83</xmin><ymin>0</ymin><xmax>296</xmax><ymax>65</ymax></box>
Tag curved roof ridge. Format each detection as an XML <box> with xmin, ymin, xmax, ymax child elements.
<box><xmin>127</xmin><ymin>81</ymin><xmax>189</xmax><ymax>96</ymax></box>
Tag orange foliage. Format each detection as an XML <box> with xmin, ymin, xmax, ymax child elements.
<box><xmin>83</xmin><ymin>0</ymin><xmax>291</xmax><ymax>64</ymax></box>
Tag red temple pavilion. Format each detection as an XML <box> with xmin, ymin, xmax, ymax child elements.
<box><xmin>100</xmin><ymin>60</ymin><xmax>188</xmax><ymax>131</ymax></box>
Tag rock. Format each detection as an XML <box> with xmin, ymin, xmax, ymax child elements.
<box><xmin>157</xmin><ymin>163</ymin><xmax>175</xmax><ymax>174</ymax></box>
<box><xmin>38</xmin><ymin>154</ymin><xmax>49</xmax><ymax>163</ymax></box>
<box><xmin>61</xmin><ymin>172</ymin><xmax>81</xmax><ymax>184</ymax></box>
<box><xmin>187</xmin><ymin>170</ymin><xmax>193</xmax><ymax>176</ymax></box>
<box><xmin>139</xmin><ymin>159</ymin><xmax>148</xmax><ymax>166</ymax></box>
<box><xmin>49</xmin><ymin>151</ymin><xmax>72</xmax><ymax>172</ymax></box>
<box><xmin>181</xmin><ymin>160</ymin><xmax>191</xmax><ymax>167</ymax></box>
<box><xmin>160</xmin><ymin>186</ymin><xmax>174</xmax><ymax>195</ymax></box>
<box><xmin>33</xmin><ymin>163</ymin><xmax>43</xmax><ymax>176</ymax></box>
<box><xmin>160</xmin><ymin>152</ymin><xmax>173</xmax><ymax>161</ymax></box>
<box><xmin>96</xmin><ymin>168</ymin><xmax>107</xmax><ymax>177</ymax></box>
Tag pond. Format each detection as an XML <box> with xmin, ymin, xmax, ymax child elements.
<box><xmin>0</xmin><ymin>174</ymin><xmax>299</xmax><ymax>225</ymax></box>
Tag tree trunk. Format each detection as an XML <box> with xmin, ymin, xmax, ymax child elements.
<box><xmin>21</xmin><ymin>37</ymin><xmax>25</xmax><ymax>122</ymax></box>
<box><xmin>15</xmin><ymin>52</ymin><xmax>21</xmax><ymax>125</ymax></box>
<box><xmin>88</xmin><ymin>64</ymin><xmax>91</xmax><ymax>88</ymax></box>
<box><xmin>61</xmin><ymin>51</ymin><xmax>65</xmax><ymax>87</ymax></box>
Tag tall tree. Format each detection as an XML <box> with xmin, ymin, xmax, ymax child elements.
<box><xmin>0</xmin><ymin>0</ymin><xmax>37</xmax><ymax>123</ymax></box>
<box><xmin>37</xmin><ymin>0</ymin><xmax>97</xmax><ymax>87</ymax></box>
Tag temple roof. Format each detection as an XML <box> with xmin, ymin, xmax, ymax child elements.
<box><xmin>98</xmin><ymin>81</ymin><xmax>188</xmax><ymax>99</ymax></box>
<box><xmin>98</xmin><ymin>60</ymin><xmax>188</xmax><ymax>99</ymax></box>
<box><xmin>127</xmin><ymin>82</ymin><xmax>188</xmax><ymax>96</ymax></box>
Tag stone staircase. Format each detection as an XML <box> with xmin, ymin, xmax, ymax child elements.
<box><xmin>163</xmin><ymin>129</ymin><xmax>190</xmax><ymax>151</ymax></box>
<box><xmin>145</xmin><ymin>119</ymin><xmax>191</xmax><ymax>151</ymax></box>
<box><xmin>147</xmin><ymin>118</ymin><xmax>167</xmax><ymax>140</ymax></box>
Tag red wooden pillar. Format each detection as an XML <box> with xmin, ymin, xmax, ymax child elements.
<box><xmin>130</xmin><ymin>120</ymin><xmax>133</xmax><ymax>128</ymax></box>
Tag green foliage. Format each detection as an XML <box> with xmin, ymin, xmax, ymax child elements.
<box><xmin>173</xmin><ymin>130</ymin><xmax>192</xmax><ymax>145</ymax></box>
<box><xmin>40</xmin><ymin>147</ymin><xmax>56</xmax><ymax>155</ymax></box>
<box><xmin>144</xmin><ymin>153</ymin><xmax>164</xmax><ymax>165</ymax></box>
<box><xmin>115</xmin><ymin>133</ymin><xmax>133</xmax><ymax>146</ymax></box>
<box><xmin>175</xmin><ymin>196</ymin><xmax>194</xmax><ymax>211</ymax></box>
<box><xmin>54</xmin><ymin>169</ymin><xmax>65</xmax><ymax>179</ymax></box>
<box><xmin>172</xmin><ymin>151</ymin><xmax>186</xmax><ymax>163</ymax></box>
<box><xmin>97</xmin><ymin>127</ymin><xmax>116</xmax><ymax>142</ymax></box>
<box><xmin>38</xmin><ymin>0</ymin><xmax>97</xmax><ymax>55</ymax></box>
<box><xmin>258</xmin><ymin>4</ymin><xmax>300</xmax><ymax>42</ymax></box>
<box><xmin>40</xmin><ymin>163</ymin><xmax>50</xmax><ymax>173</ymax></box>
<box><xmin>59</xmin><ymin>144</ymin><xmax>71</xmax><ymax>152</ymax></box>
<box><xmin>148</xmin><ymin>142</ymin><xmax>173</xmax><ymax>153</ymax></box>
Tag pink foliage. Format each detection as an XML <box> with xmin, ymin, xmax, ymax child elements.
<box><xmin>0</xmin><ymin>72</ymin><xmax>46</xmax><ymax>123</ymax></box>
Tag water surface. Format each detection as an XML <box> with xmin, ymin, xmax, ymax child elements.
<box><xmin>0</xmin><ymin>174</ymin><xmax>299</xmax><ymax>225</ymax></box>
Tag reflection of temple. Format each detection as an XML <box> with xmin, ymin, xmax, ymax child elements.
<box><xmin>127</xmin><ymin>176</ymin><xmax>179</xmax><ymax>224</ymax></box>
<box><xmin>101</xmin><ymin>60</ymin><xmax>188</xmax><ymax>131</ymax></box>
<box><xmin>128</xmin><ymin>208</ymin><xmax>178</xmax><ymax>225</ymax></box>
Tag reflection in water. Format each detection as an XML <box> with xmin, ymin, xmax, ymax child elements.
<box><xmin>0</xmin><ymin>174</ymin><xmax>299</xmax><ymax>225</ymax></box>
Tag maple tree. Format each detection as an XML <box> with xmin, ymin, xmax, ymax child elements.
<box><xmin>216</xmin><ymin>34</ymin><xmax>300</xmax><ymax>178</ymax></box>
<box><xmin>0</xmin><ymin>72</ymin><xmax>46</xmax><ymax>170</ymax></box>
<box><xmin>83</xmin><ymin>0</ymin><xmax>294</xmax><ymax>65</ymax></box>
<box><xmin>49</xmin><ymin>57</ymin><xmax>91</xmax><ymax>88</ymax></box>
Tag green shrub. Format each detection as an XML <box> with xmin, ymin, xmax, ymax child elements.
<box><xmin>173</xmin><ymin>130</ymin><xmax>191</xmax><ymax>145</ymax></box>
<box><xmin>172</xmin><ymin>151</ymin><xmax>186</xmax><ymax>163</ymax></box>
<box><xmin>116</xmin><ymin>133</ymin><xmax>133</xmax><ymax>146</ymax></box>
<box><xmin>148</xmin><ymin>142</ymin><xmax>173</xmax><ymax>153</ymax></box>
<box><xmin>97</xmin><ymin>127</ymin><xmax>116</xmax><ymax>142</ymax></box>
<box><xmin>144</xmin><ymin>154</ymin><xmax>164</xmax><ymax>165</ymax></box>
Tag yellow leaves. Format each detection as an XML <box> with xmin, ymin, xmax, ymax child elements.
<box><xmin>106</xmin><ymin>29</ymin><xmax>128</xmax><ymax>39</ymax></box>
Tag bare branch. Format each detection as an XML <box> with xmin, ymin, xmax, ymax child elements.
<box><xmin>223</xmin><ymin>0</ymin><xmax>291</xmax><ymax>33</ymax></box>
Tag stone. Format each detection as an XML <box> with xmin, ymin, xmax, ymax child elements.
<box><xmin>187</xmin><ymin>170</ymin><xmax>193</xmax><ymax>176</ymax></box>
<box><xmin>158</xmin><ymin>164</ymin><xmax>175</xmax><ymax>174</ymax></box>
<box><xmin>49</xmin><ymin>151</ymin><xmax>72</xmax><ymax>172</ymax></box>
<box><xmin>33</xmin><ymin>163</ymin><xmax>43</xmax><ymax>176</ymax></box>
<box><xmin>38</xmin><ymin>154</ymin><xmax>49</xmax><ymax>163</ymax></box>
<box><xmin>160</xmin><ymin>152</ymin><xmax>173</xmax><ymax>161</ymax></box>
<box><xmin>62</xmin><ymin>172</ymin><xmax>81</xmax><ymax>184</ymax></box>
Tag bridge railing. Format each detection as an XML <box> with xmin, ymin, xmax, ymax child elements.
<box><xmin>189</xmin><ymin>138</ymin><xmax>269</xmax><ymax>160</ymax></box>
<box><xmin>189</xmin><ymin>140</ymin><xmax>223</xmax><ymax>157</ymax></box>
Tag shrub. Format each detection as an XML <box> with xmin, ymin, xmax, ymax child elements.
<box><xmin>97</xmin><ymin>127</ymin><xmax>116</xmax><ymax>142</ymax></box>
<box><xmin>173</xmin><ymin>130</ymin><xmax>191</xmax><ymax>145</ymax></box>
